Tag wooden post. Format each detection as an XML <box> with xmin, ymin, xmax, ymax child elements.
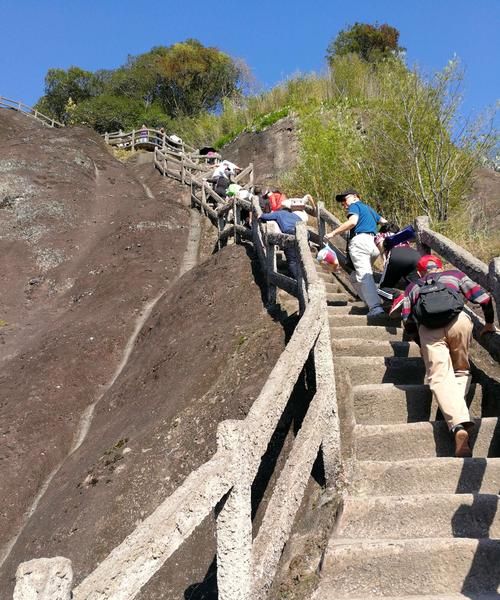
<box><xmin>181</xmin><ymin>163</ymin><xmax>186</xmax><ymax>184</ymax></box>
<box><xmin>317</xmin><ymin>201</ymin><xmax>326</xmax><ymax>244</ymax></box>
<box><xmin>218</xmin><ymin>216</ymin><xmax>225</xmax><ymax>250</ymax></box>
<box><xmin>104</xmin><ymin>132</ymin><xmax>109</xmax><ymax>144</ymax></box>
<box><xmin>266</xmin><ymin>240</ymin><xmax>277</xmax><ymax>306</ymax></box>
<box><xmin>414</xmin><ymin>216</ymin><xmax>432</xmax><ymax>255</ymax></box>
<box><xmin>203</xmin><ymin>184</ymin><xmax>209</xmax><ymax>216</ymax></box>
<box><xmin>131</xmin><ymin>130</ymin><xmax>136</xmax><ymax>151</ymax></box>
<box><xmin>488</xmin><ymin>257</ymin><xmax>500</xmax><ymax>323</ymax></box>
<box><xmin>216</xmin><ymin>421</ymin><xmax>252</xmax><ymax>600</ymax></box>
<box><xmin>233</xmin><ymin>198</ymin><xmax>240</xmax><ymax>244</ymax></box>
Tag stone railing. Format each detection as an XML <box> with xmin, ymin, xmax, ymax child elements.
<box><xmin>0</xmin><ymin>95</ymin><xmax>64</xmax><ymax>128</ymax></box>
<box><xmin>14</xmin><ymin>150</ymin><xmax>340</xmax><ymax>600</ymax></box>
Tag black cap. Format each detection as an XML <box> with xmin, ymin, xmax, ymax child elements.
<box><xmin>335</xmin><ymin>188</ymin><xmax>359</xmax><ymax>202</ymax></box>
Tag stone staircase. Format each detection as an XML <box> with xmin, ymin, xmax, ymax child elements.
<box><xmin>312</xmin><ymin>266</ymin><xmax>500</xmax><ymax>599</ymax></box>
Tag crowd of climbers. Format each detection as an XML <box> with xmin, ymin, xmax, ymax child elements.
<box><xmin>324</xmin><ymin>188</ymin><xmax>496</xmax><ymax>458</ymax></box>
<box><xmin>128</xmin><ymin>131</ymin><xmax>498</xmax><ymax>459</ymax></box>
<box><xmin>207</xmin><ymin>174</ymin><xmax>497</xmax><ymax>459</ymax></box>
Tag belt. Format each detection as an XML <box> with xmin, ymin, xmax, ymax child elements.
<box><xmin>351</xmin><ymin>231</ymin><xmax>376</xmax><ymax>237</ymax></box>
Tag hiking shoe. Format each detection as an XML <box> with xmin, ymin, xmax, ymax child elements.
<box><xmin>389</xmin><ymin>293</ymin><xmax>405</xmax><ymax>317</ymax></box>
<box><xmin>454</xmin><ymin>428</ymin><xmax>472</xmax><ymax>458</ymax></box>
<box><xmin>367</xmin><ymin>306</ymin><xmax>385</xmax><ymax>317</ymax></box>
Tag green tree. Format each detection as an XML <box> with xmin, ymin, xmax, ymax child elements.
<box><xmin>326</xmin><ymin>22</ymin><xmax>405</xmax><ymax>64</ymax></box>
<box><xmin>36</xmin><ymin>66</ymin><xmax>102</xmax><ymax>122</ymax></box>
<box><xmin>71</xmin><ymin>95</ymin><xmax>171</xmax><ymax>133</ymax></box>
<box><xmin>141</xmin><ymin>39</ymin><xmax>245</xmax><ymax>117</ymax></box>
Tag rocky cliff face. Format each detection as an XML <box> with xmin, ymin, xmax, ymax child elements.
<box><xmin>0</xmin><ymin>110</ymin><xmax>286</xmax><ymax>598</ymax></box>
<box><xmin>223</xmin><ymin>115</ymin><xmax>299</xmax><ymax>189</ymax></box>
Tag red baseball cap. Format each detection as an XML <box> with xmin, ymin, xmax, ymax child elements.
<box><xmin>417</xmin><ymin>254</ymin><xmax>443</xmax><ymax>275</ymax></box>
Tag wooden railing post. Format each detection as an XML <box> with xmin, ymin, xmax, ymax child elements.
<box><xmin>216</xmin><ymin>421</ymin><xmax>252</xmax><ymax>600</ymax></box>
<box><xmin>14</xmin><ymin>557</ymin><xmax>73</xmax><ymax>600</ymax></box>
<box><xmin>414</xmin><ymin>216</ymin><xmax>432</xmax><ymax>255</ymax></box>
<box><xmin>488</xmin><ymin>257</ymin><xmax>500</xmax><ymax>322</ymax></box>
<box><xmin>234</xmin><ymin>198</ymin><xmax>241</xmax><ymax>244</ymax></box>
<box><xmin>266</xmin><ymin>238</ymin><xmax>277</xmax><ymax>306</ymax></box>
<box><xmin>131</xmin><ymin>129</ymin><xmax>136</xmax><ymax>150</ymax></box>
<box><xmin>104</xmin><ymin>132</ymin><xmax>109</xmax><ymax>144</ymax></box>
<box><xmin>317</xmin><ymin>201</ymin><xmax>326</xmax><ymax>243</ymax></box>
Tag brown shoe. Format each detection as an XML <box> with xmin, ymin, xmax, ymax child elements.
<box><xmin>454</xmin><ymin>428</ymin><xmax>472</xmax><ymax>458</ymax></box>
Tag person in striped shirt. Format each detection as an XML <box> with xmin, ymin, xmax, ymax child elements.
<box><xmin>402</xmin><ymin>255</ymin><xmax>495</xmax><ymax>457</ymax></box>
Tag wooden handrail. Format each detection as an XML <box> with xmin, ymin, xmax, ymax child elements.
<box><xmin>0</xmin><ymin>95</ymin><xmax>63</xmax><ymax>127</ymax></box>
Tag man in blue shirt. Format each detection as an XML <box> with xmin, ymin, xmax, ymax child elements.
<box><xmin>259</xmin><ymin>199</ymin><xmax>302</xmax><ymax>279</ymax></box>
<box><xmin>325</xmin><ymin>189</ymin><xmax>387</xmax><ymax>316</ymax></box>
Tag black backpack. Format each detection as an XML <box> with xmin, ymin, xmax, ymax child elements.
<box><xmin>413</xmin><ymin>275</ymin><xmax>464</xmax><ymax>328</ymax></box>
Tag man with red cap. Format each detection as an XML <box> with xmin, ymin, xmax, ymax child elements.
<box><xmin>402</xmin><ymin>255</ymin><xmax>496</xmax><ymax>457</ymax></box>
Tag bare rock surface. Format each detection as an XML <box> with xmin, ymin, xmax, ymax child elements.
<box><xmin>0</xmin><ymin>110</ymin><xmax>286</xmax><ymax>598</ymax></box>
<box><xmin>222</xmin><ymin>115</ymin><xmax>299</xmax><ymax>189</ymax></box>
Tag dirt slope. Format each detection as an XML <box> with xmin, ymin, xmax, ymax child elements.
<box><xmin>0</xmin><ymin>110</ymin><xmax>286</xmax><ymax>597</ymax></box>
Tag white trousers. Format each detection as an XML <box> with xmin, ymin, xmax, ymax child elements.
<box><xmin>349</xmin><ymin>233</ymin><xmax>381</xmax><ymax>309</ymax></box>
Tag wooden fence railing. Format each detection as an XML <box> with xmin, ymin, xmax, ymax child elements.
<box><xmin>14</xmin><ymin>149</ymin><xmax>340</xmax><ymax>600</ymax></box>
<box><xmin>0</xmin><ymin>95</ymin><xmax>64</xmax><ymax>128</ymax></box>
<box><xmin>103</xmin><ymin>128</ymin><xmax>200</xmax><ymax>155</ymax></box>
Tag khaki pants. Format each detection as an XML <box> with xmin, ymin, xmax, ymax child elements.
<box><xmin>419</xmin><ymin>311</ymin><xmax>473</xmax><ymax>430</ymax></box>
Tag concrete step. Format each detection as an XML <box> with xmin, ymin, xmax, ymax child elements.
<box><xmin>328</xmin><ymin>302</ymin><xmax>368</xmax><ymax>315</ymax></box>
<box><xmin>328</xmin><ymin>310</ymin><xmax>401</xmax><ymax>328</ymax></box>
<box><xmin>352</xmin><ymin>458</ymin><xmax>500</xmax><ymax>496</ymax></box>
<box><xmin>355</xmin><ymin>418</ymin><xmax>500</xmax><ymax>461</ymax></box>
<box><xmin>326</xmin><ymin>292</ymin><xmax>350</xmax><ymax>305</ymax></box>
<box><xmin>335</xmin><ymin>356</ymin><xmax>426</xmax><ymax>385</ymax></box>
<box><xmin>323</xmin><ymin>281</ymin><xmax>343</xmax><ymax>294</ymax></box>
<box><xmin>318</xmin><ymin>270</ymin><xmax>335</xmax><ymax>282</ymax></box>
<box><xmin>332</xmin><ymin>338</ymin><xmax>421</xmax><ymax>358</ymax></box>
<box><xmin>314</xmin><ymin>537</ymin><xmax>500</xmax><ymax>597</ymax></box>
<box><xmin>337</xmin><ymin>493</ymin><xmax>500</xmax><ymax>539</ymax></box>
<box><xmin>330</xmin><ymin>325</ymin><xmax>402</xmax><ymax>341</ymax></box>
<box><xmin>352</xmin><ymin>383</ymin><xmax>482</xmax><ymax>424</ymax></box>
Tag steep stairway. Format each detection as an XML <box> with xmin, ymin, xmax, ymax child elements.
<box><xmin>312</xmin><ymin>264</ymin><xmax>500</xmax><ymax>599</ymax></box>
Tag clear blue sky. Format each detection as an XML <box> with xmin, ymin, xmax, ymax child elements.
<box><xmin>1</xmin><ymin>0</ymin><xmax>498</xmax><ymax>123</ymax></box>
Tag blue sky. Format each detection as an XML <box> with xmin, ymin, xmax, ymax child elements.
<box><xmin>1</xmin><ymin>0</ymin><xmax>498</xmax><ymax>123</ymax></box>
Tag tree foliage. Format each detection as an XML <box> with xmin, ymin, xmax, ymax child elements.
<box><xmin>279</xmin><ymin>56</ymin><xmax>496</xmax><ymax>238</ymax></box>
<box><xmin>36</xmin><ymin>39</ymin><xmax>247</xmax><ymax>127</ymax></box>
<box><xmin>35</xmin><ymin>66</ymin><xmax>103</xmax><ymax>123</ymax></box>
<box><xmin>326</xmin><ymin>22</ymin><xmax>405</xmax><ymax>64</ymax></box>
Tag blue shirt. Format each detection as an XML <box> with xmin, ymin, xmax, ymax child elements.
<box><xmin>259</xmin><ymin>210</ymin><xmax>301</xmax><ymax>234</ymax></box>
<box><xmin>348</xmin><ymin>201</ymin><xmax>381</xmax><ymax>235</ymax></box>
